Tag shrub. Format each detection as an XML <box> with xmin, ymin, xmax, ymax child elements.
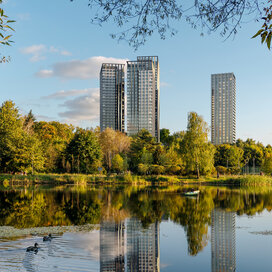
<box><xmin>150</xmin><ymin>165</ymin><xmax>165</xmax><ymax>175</ymax></box>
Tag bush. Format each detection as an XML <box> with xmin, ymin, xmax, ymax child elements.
<box><xmin>138</xmin><ymin>163</ymin><xmax>149</xmax><ymax>175</ymax></box>
<box><xmin>166</xmin><ymin>165</ymin><xmax>181</xmax><ymax>175</ymax></box>
<box><xmin>150</xmin><ymin>165</ymin><xmax>165</xmax><ymax>175</ymax></box>
<box><xmin>216</xmin><ymin>166</ymin><xmax>227</xmax><ymax>175</ymax></box>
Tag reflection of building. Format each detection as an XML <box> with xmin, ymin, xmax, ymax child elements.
<box><xmin>126</xmin><ymin>218</ymin><xmax>160</xmax><ymax>272</ymax></box>
<box><xmin>100</xmin><ymin>219</ymin><xmax>160</xmax><ymax>272</ymax></box>
<box><xmin>100</xmin><ymin>63</ymin><xmax>125</xmax><ymax>132</ymax></box>
<box><xmin>211</xmin><ymin>73</ymin><xmax>236</xmax><ymax>145</ymax></box>
<box><xmin>211</xmin><ymin>209</ymin><xmax>236</xmax><ymax>272</ymax></box>
<box><xmin>127</xmin><ymin>56</ymin><xmax>160</xmax><ymax>141</ymax></box>
<box><xmin>100</xmin><ymin>221</ymin><xmax>125</xmax><ymax>272</ymax></box>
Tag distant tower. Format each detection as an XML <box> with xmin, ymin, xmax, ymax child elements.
<box><xmin>211</xmin><ymin>73</ymin><xmax>236</xmax><ymax>145</ymax></box>
<box><xmin>100</xmin><ymin>63</ymin><xmax>125</xmax><ymax>132</ymax></box>
<box><xmin>100</xmin><ymin>221</ymin><xmax>125</xmax><ymax>272</ymax></box>
<box><xmin>211</xmin><ymin>209</ymin><xmax>236</xmax><ymax>272</ymax></box>
<box><xmin>127</xmin><ymin>56</ymin><xmax>160</xmax><ymax>141</ymax></box>
<box><xmin>126</xmin><ymin>218</ymin><xmax>160</xmax><ymax>272</ymax></box>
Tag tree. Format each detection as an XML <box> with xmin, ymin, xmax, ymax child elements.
<box><xmin>215</xmin><ymin>144</ymin><xmax>244</xmax><ymax>169</ymax></box>
<box><xmin>180</xmin><ymin>112</ymin><xmax>215</xmax><ymax>178</ymax></box>
<box><xmin>112</xmin><ymin>154</ymin><xmax>124</xmax><ymax>173</ymax></box>
<box><xmin>66</xmin><ymin>128</ymin><xmax>102</xmax><ymax>174</ymax></box>
<box><xmin>0</xmin><ymin>101</ymin><xmax>45</xmax><ymax>172</ymax></box>
<box><xmin>261</xmin><ymin>153</ymin><xmax>272</xmax><ymax>175</ymax></box>
<box><xmin>72</xmin><ymin>0</ymin><xmax>270</xmax><ymax>49</ymax></box>
<box><xmin>34</xmin><ymin>121</ymin><xmax>74</xmax><ymax>172</ymax></box>
<box><xmin>128</xmin><ymin>129</ymin><xmax>159</xmax><ymax>171</ymax></box>
<box><xmin>0</xmin><ymin>0</ymin><xmax>15</xmax><ymax>62</ymax></box>
<box><xmin>99</xmin><ymin>128</ymin><xmax>131</xmax><ymax>171</ymax></box>
<box><xmin>160</xmin><ymin>128</ymin><xmax>174</xmax><ymax>148</ymax></box>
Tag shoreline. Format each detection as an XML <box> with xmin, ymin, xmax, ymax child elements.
<box><xmin>1</xmin><ymin>173</ymin><xmax>272</xmax><ymax>187</ymax></box>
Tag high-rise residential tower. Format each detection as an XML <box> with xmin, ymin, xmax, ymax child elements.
<box><xmin>100</xmin><ymin>63</ymin><xmax>125</xmax><ymax>132</ymax></box>
<box><xmin>211</xmin><ymin>73</ymin><xmax>236</xmax><ymax>145</ymax></box>
<box><xmin>127</xmin><ymin>56</ymin><xmax>160</xmax><ymax>141</ymax></box>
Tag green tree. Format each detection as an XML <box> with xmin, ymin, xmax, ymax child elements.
<box><xmin>261</xmin><ymin>153</ymin><xmax>272</xmax><ymax>174</ymax></box>
<box><xmin>128</xmin><ymin>129</ymin><xmax>159</xmax><ymax>171</ymax></box>
<box><xmin>112</xmin><ymin>154</ymin><xmax>124</xmax><ymax>173</ymax></box>
<box><xmin>160</xmin><ymin>128</ymin><xmax>174</xmax><ymax>148</ymax></box>
<box><xmin>34</xmin><ymin>121</ymin><xmax>74</xmax><ymax>172</ymax></box>
<box><xmin>66</xmin><ymin>128</ymin><xmax>102</xmax><ymax>173</ymax></box>
<box><xmin>180</xmin><ymin>112</ymin><xmax>215</xmax><ymax>178</ymax></box>
<box><xmin>215</xmin><ymin>144</ymin><xmax>244</xmax><ymax>169</ymax></box>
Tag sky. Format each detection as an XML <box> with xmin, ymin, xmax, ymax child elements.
<box><xmin>1</xmin><ymin>0</ymin><xmax>272</xmax><ymax>145</ymax></box>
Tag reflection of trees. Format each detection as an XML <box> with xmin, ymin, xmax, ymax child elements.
<box><xmin>2</xmin><ymin>186</ymin><xmax>272</xmax><ymax>256</ymax></box>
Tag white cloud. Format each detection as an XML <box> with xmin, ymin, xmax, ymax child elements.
<box><xmin>36</xmin><ymin>56</ymin><xmax>128</xmax><ymax>80</ymax></box>
<box><xmin>58</xmin><ymin>88</ymin><xmax>99</xmax><ymax>122</ymax></box>
<box><xmin>36</xmin><ymin>69</ymin><xmax>53</xmax><ymax>78</ymax></box>
<box><xmin>43</xmin><ymin>88</ymin><xmax>94</xmax><ymax>99</ymax></box>
<box><xmin>21</xmin><ymin>45</ymin><xmax>72</xmax><ymax>62</ymax></box>
<box><xmin>61</xmin><ymin>50</ymin><xmax>72</xmax><ymax>56</ymax></box>
<box><xmin>21</xmin><ymin>44</ymin><xmax>46</xmax><ymax>62</ymax></box>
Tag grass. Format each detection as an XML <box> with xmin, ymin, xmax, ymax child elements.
<box><xmin>1</xmin><ymin>173</ymin><xmax>272</xmax><ymax>187</ymax></box>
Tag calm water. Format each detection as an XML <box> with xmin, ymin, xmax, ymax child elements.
<box><xmin>0</xmin><ymin>185</ymin><xmax>272</xmax><ymax>271</ymax></box>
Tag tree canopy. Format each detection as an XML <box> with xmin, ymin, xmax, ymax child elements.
<box><xmin>70</xmin><ymin>0</ymin><xmax>271</xmax><ymax>49</ymax></box>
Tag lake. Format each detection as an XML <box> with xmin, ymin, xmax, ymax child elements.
<box><xmin>0</xmin><ymin>184</ymin><xmax>272</xmax><ymax>271</ymax></box>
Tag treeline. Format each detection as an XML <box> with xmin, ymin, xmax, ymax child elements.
<box><xmin>0</xmin><ymin>100</ymin><xmax>272</xmax><ymax>176</ymax></box>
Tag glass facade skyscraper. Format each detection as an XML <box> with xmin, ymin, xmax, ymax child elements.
<box><xmin>127</xmin><ymin>56</ymin><xmax>160</xmax><ymax>141</ymax></box>
<box><xmin>211</xmin><ymin>73</ymin><xmax>236</xmax><ymax>145</ymax></box>
<box><xmin>100</xmin><ymin>63</ymin><xmax>125</xmax><ymax>132</ymax></box>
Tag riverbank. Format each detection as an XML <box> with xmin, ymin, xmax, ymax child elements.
<box><xmin>1</xmin><ymin>173</ymin><xmax>272</xmax><ymax>187</ymax></box>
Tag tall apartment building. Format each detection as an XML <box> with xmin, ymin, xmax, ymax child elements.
<box><xmin>211</xmin><ymin>209</ymin><xmax>236</xmax><ymax>272</ymax></box>
<box><xmin>211</xmin><ymin>73</ymin><xmax>236</xmax><ymax>145</ymax></box>
<box><xmin>100</xmin><ymin>63</ymin><xmax>125</xmax><ymax>132</ymax></box>
<box><xmin>127</xmin><ymin>56</ymin><xmax>160</xmax><ymax>141</ymax></box>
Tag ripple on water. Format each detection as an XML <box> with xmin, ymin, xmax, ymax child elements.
<box><xmin>0</xmin><ymin>232</ymin><xmax>100</xmax><ymax>272</ymax></box>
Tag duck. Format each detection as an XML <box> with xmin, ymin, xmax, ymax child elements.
<box><xmin>26</xmin><ymin>243</ymin><xmax>39</xmax><ymax>253</ymax></box>
<box><xmin>43</xmin><ymin>234</ymin><xmax>52</xmax><ymax>242</ymax></box>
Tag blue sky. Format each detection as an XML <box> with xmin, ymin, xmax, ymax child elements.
<box><xmin>1</xmin><ymin>0</ymin><xmax>272</xmax><ymax>144</ymax></box>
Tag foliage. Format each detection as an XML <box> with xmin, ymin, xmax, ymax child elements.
<box><xmin>180</xmin><ymin>112</ymin><xmax>215</xmax><ymax>178</ymax></box>
<box><xmin>0</xmin><ymin>0</ymin><xmax>15</xmax><ymax>62</ymax></box>
<box><xmin>215</xmin><ymin>144</ymin><xmax>244</xmax><ymax>169</ymax></box>
<box><xmin>128</xmin><ymin>129</ymin><xmax>159</xmax><ymax>171</ymax></box>
<box><xmin>70</xmin><ymin>0</ymin><xmax>268</xmax><ymax>49</ymax></box>
<box><xmin>66</xmin><ymin>128</ymin><xmax>102</xmax><ymax>174</ymax></box>
<box><xmin>261</xmin><ymin>153</ymin><xmax>272</xmax><ymax>175</ymax></box>
<box><xmin>252</xmin><ymin>1</ymin><xmax>272</xmax><ymax>49</ymax></box>
<box><xmin>112</xmin><ymin>154</ymin><xmax>124</xmax><ymax>173</ymax></box>
<box><xmin>100</xmin><ymin>128</ymin><xmax>130</xmax><ymax>171</ymax></box>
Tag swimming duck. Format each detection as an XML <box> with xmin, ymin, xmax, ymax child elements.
<box><xmin>43</xmin><ymin>234</ymin><xmax>52</xmax><ymax>242</ymax></box>
<box><xmin>26</xmin><ymin>243</ymin><xmax>39</xmax><ymax>253</ymax></box>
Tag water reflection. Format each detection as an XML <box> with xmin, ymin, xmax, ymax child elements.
<box><xmin>211</xmin><ymin>209</ymin><xmax>236</xmax><ymax>272</ymax></box>
<box><xmin>100</xmin><ymin>221</ymin><xmax>125</xmax><ymax>271</ymax></box>
<box><xmin>126</xmin><ymin>218</ymin><xmax>160</xmax><ymax>272</ymax></box>
<box><xmin>100</xmin><ymin>219</ymin><xmax>160</xmax><ymax>272</ymax></box>
<box><xmin>1</xmin><ymin>186</ymin><xmax>272</xmax><ymax>271</ymax></box>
